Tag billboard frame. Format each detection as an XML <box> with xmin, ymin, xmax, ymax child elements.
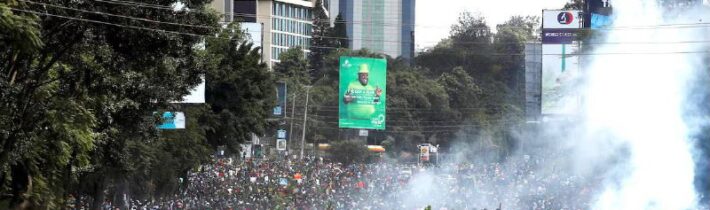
<box><xmin>338</xmin><ymin>56</ymin><xmax>387</xmax><ymax>130</ymax></box>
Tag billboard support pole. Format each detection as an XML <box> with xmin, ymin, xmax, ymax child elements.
<box><xmin>300</xmin><ymin>86</ymin><xmax>311</xmax><ymax>160</ymax></box>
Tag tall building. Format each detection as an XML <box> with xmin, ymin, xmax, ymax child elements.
<box><xmin>209</xmin><ymin>0</ymin><xmax>263</xmax><ymax>50</ymax></box>
<box><xmin>210</xmin><ymin>0</ymin><xmax>259</xmax><ymax>23</ymax></box>
<box><xmin>210</xmin><ymin>0</ymin><xmax>318</xmax><ymax>68</ymax></box>
<box><xmin>339</xmin><ymin>0</ymin><xmax>415</xmax><ymax>61</ymax></box>
<box><xmin>324</xmin><ymin>0</ymin><xmax>339</xmax><ymax>25</ymax></box>
<box><xmin>261</xmin><ymin>0</ymin><xmax>316</xmax><ymax>67</ymax></box>
<box><xmin>524</xmin><ymin>43</ymin><xmax>542</xmax><ymax>122</ymax></box>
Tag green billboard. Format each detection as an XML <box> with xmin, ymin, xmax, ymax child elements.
<box><xmin>339</xmin><ymin>56</ymin><xmax>387</xmax><ymax>130</ymax></box>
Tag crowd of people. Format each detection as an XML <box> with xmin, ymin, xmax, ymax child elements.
<box><xmin>73</xmin><ymin>153</ymin><xmax>600</xmax><ymax>210</ymax></box>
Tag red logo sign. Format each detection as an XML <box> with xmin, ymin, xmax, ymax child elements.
<box><xmin>557</xmin><ymin>12</ymin><xmax>574</xmax><ymax>25</ymax></box>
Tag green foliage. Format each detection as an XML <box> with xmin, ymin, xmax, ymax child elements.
<box><xmin>274</xmin><ymin>46</ymin><xmax>311</xmax><ymax>87</ymax></box>
<box><xmin>563</xmin><ymin>0</ymin><xmax>585</xmax><ymax>10</ymax></box>
<box><xmin>328</xmin><ymin>141</ymin><xmax>368</xmax><ymax>166</ymax></box>
<box><xmin>450</xmin><ymin>11</ymin><xmax>493</xmax><ymax>50</ymax></box>
<box><xmin>332</xmin><ymin>13</ymin><xmax>348</xmax><ymax>48</ymax></box>
<box><xmin>276</xmin><ymin>11</ymin><xmax>533</xmax><ymax>163</ymax></box>
<box><xmin>0</xmin><ymin>0</ymin><xmax>224</xmax><ymax>208</ymax></box>
<box><xmin>0</xmin><ymin>1</ymin><xmax>566</xmax><ymax>207</ymax></box>
<box><xmin>493</xmin><ymin>16</ymin><xmax>540</xmax><ymax>107</ymax></box>
<box><xmin>386</xmin><ymin>61</ymin><xmax>455</xmax><ymax>150</ymax></box>
<box><xmin>204</xmin><ymin>28</ymin><xmax>276</xmax><ymax>154</ymax></box>
<box><xmin>0</xmin><ymin>1</ymin><xmax>42</xmax><ymax>54</ymax></box>
<box><xmin>309</xmin><ymin>0</ymin><xmax>336</xmax><ymax>81</ymax></box>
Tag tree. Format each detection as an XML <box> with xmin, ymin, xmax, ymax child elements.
<box><xmin>204</xmin><ymin>28</ymin><xmax>276</xmax><ymax>154</ymax></box>
<box><xmin>563</xmin><ymin>0</ymin><xmax>585</xmax><ymax>9</ymax></box>
<box><xmin>328</xmin><ymin>141</ymin><xmax>368</xmax><ymax>165</ymax></box>
<box><xmin>331</xmin><ymin>12</ymin><xmax>348</xmax><ymax>48</ymax></box>
<box><xmin>450</xmin><ymin>11</ymin><xmax>493</xmax><ymax>50</ymax></box>
<box><xmin>412</xmin><ymin>12</ymin><xmax>527</xmax><ymax>160</ymax></box>
<box><xmin>0</xmin><ymin>0</ymin><xmax>42</xmax><ymax>57</ymax></box>
<box><xmin>494</xmin><ymin>16</ymin><xmax>540</xmax><ymax>109</ymax></box>
<box><xmin>274</xmin><ymin>46</ymin><xmax>311</xmax><ymax>87</ymax></box>
<box><xmin>417</xmin><ymin>12</ymin><xmax>495</xmax><ymax>79</ymax></box>
<box><xmin>385</xmin><ymin>60</ymin><xmax>455</xmax><ymax>154</ymax></box>
<box><xmin>0</xmin><ymin>0</ymin><xmax>220</xmax><ymax>208</ymax></box>
<box><xmin>309</xmin><ymin>0</ymin><xmax>334</xmax><ymax>81</ymax></box>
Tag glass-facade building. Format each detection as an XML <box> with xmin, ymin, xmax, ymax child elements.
<box><xmin>270</xmin><ymin>1</ymin><xmax>314</xmax><ymax>65</ymax></box>
<box><xmin>340</xmin><ymin>0</ymin><xmax>415</xmax><ymax>61</ymax></box>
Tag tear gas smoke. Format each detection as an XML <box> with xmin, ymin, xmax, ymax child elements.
<box><xmin>387</xmin><ymin>1</ymin><xmax>708</xmax><ymax>209</ymax></box>
<box><xmin>586</xmin><ymin>0</ymin><xmax>706</xmax><ymax>209</ymax></box>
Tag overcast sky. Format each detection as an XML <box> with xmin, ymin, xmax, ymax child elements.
<box><xmin>415</xmin><ymin>0</ymin><xmax>570</xmax><ymax>49</ymax></box>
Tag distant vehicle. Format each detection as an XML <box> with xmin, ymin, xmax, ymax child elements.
<box><xmin>399</xmin><ymin>169</ymin><xmax>412</xmax><ymax>176</ymax></box>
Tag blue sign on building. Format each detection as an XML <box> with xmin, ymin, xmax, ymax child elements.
<box><xmin>157</xmin><ymin>112</ymin><xmax>186</xmax><ymax>129</ymax></box>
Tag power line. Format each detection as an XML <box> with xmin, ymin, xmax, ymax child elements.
<box><xmin>298</xmin><ymin>104</ymin><xmax>521</xmax><ymax>110</ymax></box>
<box><xmin>283</xmin><ymin>124</ymin><xmax>485</xmax><ymax>133</ymax></box>
<box><xmin>311</xmin><ymin>34</ymin><xmax>710</xmax><ymax>46</ymax></box>
<box><xmin>11</xmin><ymin>8</ymin><xmax>218</xmax><ymax>37</ymax></box>
<box><xmin>12</xmin><ymin>8</ymin><xmax>710</xmax><ymax>56</ymax></box>
<box><xmin>295</xmin><ymin>106</ymin><xmax>505</xmax><ymax>111</ymax></box>
<box><xmin>294</xmin><ymin>114</ymin><xmax>524</xmax><ymax>125</ymax></box>
<box><xmin>11</xmin><ymin>8</ymin><xmax>340</xmax><ymax>51</ymax></box>
<box><xmin>300</xmin><ymin>109</ymin><xmax>506</xmax><ymax>114</ymax></box>
<box><xmin>21</xmin><ymin>0</ymin><xmax>220</xmax><ymax>30</ymax></box>
<box><xmin>91</xmin><ymin>0</ymin><xmax>710</xmax><ymax>31</ymax></box>
<box><xmin>19</xmin><ymin>2</ymin><xmax>710</xmax><ymax>47</ymax></box>
<box><xmin>94</xmin><ymin>0</ymin><xmax>179</xmax><ymax>10</ymax></box>
<box><xmin>290</xmin><ymin>120</ymin><xmax>520</xmax><ymax>133</ymax></box>
<box><xmin>93</xmin><ymin>0</ymin><xmax>441</xmax><ymax>28</ymax></box>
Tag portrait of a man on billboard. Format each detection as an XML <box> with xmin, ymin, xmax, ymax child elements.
<box><xmin>338</xmin><ymin>57</ymin><xmax>387</xmax><ymax>130</ymax></box>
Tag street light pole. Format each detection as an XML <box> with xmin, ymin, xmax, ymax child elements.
<box><xmin>288</xmin><ymin>93</ymin><xmax>296</xmax><ymax>155</ymax></box>
<box><xmin>300</xmin><ymin>86</ymin><xmax>311</xmax><ymax>160</ymax></box>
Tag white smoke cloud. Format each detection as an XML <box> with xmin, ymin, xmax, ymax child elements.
<box><xmin>362</xmin><ymin>1</ymin><xmax>709</xmax><ymax>209</ymax></box>
<box><xmin>584</xmin><ymin>0</ymin><xmax>706</xmax><ymax>209</ymax></box>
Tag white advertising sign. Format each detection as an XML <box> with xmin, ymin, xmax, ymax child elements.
<box><xmin>276</xmin><ymin>139</ymin><xmax>287</xmax><ymax>151</ymax></box>
<box><xmin>240</xmin><ymin>144</ymin><xmax>252</xmax><ymax>158</ymax></box>
<box><xmin>359</xmin><ymin>129</ymin><xmax>369</xmax><ymax>137</ymax></box>
<box><xmin>174</xmin><ymin>76</ymin><xmax>205</xmax><ymax>104</ymax></box>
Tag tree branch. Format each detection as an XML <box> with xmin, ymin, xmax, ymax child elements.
<box><xmin>32</xmin><ymin>27</ymin><xmax>86</xmax><ymax>82</ymax></box>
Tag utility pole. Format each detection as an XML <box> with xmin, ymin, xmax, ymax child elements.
<box><xmin>300</xmin><ymin>86</ymin><xmax>311</xmax><ymax>160</ymax></box>
<box><xmin>288</xmin><ymin>93</ymin><xmax>296</xmax><ymax>155</ymax></box>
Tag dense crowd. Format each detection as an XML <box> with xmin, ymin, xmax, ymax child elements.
<box><xmin>70</xmin><ymin>153</ymin><xmax>599</xmax><ymax>210</ymax></box>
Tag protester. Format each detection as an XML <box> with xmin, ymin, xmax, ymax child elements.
<box><xmin>69</xmin><ymin>153</ymin><xmax>597</xmax><ymax>210</ymax></box>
